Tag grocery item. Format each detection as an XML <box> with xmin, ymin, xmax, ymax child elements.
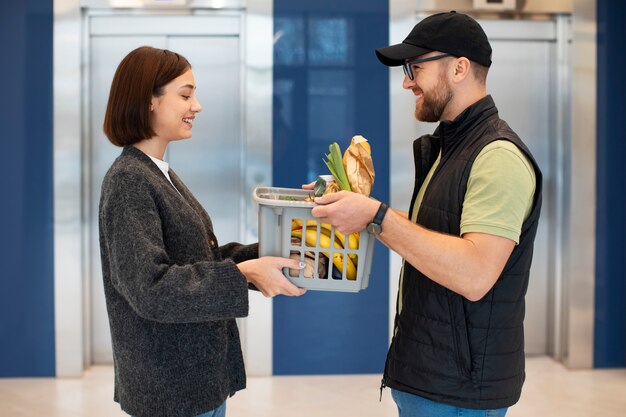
<box><xmin>290</xmin><ymin>219</ymin><xmax>357</xmax><ymax>280</ymax></box>
<box><xmin>343</xmin><ymin>135</ymin><xmax>375</xmax><ymax>196</ymax></box>
<box><xmin>288</xmin><ymin>237</ymin><xmax>326</xmax><ymax>278</ymax></box>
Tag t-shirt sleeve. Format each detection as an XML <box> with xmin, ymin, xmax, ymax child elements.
<box><xmin>460</xmin><ymin>140</ymin><xmax>536</xmax><ymax>244</ymax></box>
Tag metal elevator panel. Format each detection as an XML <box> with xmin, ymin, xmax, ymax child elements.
<box><xmin>87</xmin><ymin>15</ymin><xmax>243</xmax><ymax>363</ymax></box>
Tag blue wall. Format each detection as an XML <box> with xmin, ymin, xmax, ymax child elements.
<box><xmin>0</xmin><ymin>0</ymin><xmax>55</xmax><ymax>377</ymax></box>
<box><xmin>272</xmin><ymin>0</ymin><xmax>390</xmax><ymax>374</ymax></box>
<box><xmin>594</xmin><ymin>0</ymin><xmax>626</xmax><ymax>368</ymax></box>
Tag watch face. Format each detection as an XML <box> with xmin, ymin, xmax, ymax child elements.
<box><xmin>367</xmin><ymin>222</ymin><xmax>382</xmax><ymax>235</ymax></box>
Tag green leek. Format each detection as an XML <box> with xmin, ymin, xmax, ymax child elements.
<box><xmin>323</xmin><ymin>142</ymin><xmax>351</xmax><ymax>191</ymax></box>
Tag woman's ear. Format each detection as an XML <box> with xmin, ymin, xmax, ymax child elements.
<box><xmin>150</xmin><ymin>96</ymin><xmax>158</xmax><ymax>112</ymax></box>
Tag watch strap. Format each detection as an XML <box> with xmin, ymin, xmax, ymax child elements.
<box><xmin>372</xmin><ymin>202</ymin><xmax>389</xmax><ymax>226</ymax></box>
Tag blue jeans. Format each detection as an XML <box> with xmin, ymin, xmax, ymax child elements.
<box><xmin>391</xmin><ymin>389</ymin><xmax>507</xmax><ymax>417</ymax></box>
<box><xmin>131</xmin><ymin>401</ymin><xmax>226</xmax><ymax>417</ymax></box>
<box><xmin>195</xmin><ymin>401</ymin><xmax>226</xmax><ymax>417</ymax></box>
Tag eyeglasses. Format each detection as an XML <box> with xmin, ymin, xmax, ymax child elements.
<box><xmin>402</xmin><ymin>54</ymin><xmax>452</xmax><ymax>80</ymax></box>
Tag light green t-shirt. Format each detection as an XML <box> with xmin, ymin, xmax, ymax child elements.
<box><xmin>412</xmin><ymin>140</ymin><xmax>536</xmax><ymax>244</ymax></box>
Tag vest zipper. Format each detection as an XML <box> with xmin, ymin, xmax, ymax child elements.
<box><xmin>379</xmin><ymin>337</ymin><xmax>394</xmax><ymax>402</ymax></box>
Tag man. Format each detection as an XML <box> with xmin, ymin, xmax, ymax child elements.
<box><xmin>311</xmin><ymin>11</ymin><xmax>542</xmax><ymax>417</ymax></box>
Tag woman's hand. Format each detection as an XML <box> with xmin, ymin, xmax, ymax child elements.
<box><xmin>237</xmin><ymin>257</ymin><xmax>307</xmax><ymax>297</ymax></box>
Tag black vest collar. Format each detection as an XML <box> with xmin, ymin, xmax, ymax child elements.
<box><xmin>436</xmin><ymin>95</ymin><xmax>498</xmax><ymax>152</ymax></box>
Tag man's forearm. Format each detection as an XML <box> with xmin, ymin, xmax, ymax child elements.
<box><xmin>377</xmin><ymin>208</ymin><xmax>511</xmax><ymax>301</ymax></box>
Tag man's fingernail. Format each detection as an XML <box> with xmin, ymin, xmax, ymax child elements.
<box><xmin>299</xmin><ymin>261</ymin><xmax>305</xmax><ymax>269</ymax></box>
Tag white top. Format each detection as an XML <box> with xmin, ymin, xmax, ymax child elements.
<box><xmin>148</xmin><ymin>155</ymin><xmax>181</xmax><ymax>195</ymax></box>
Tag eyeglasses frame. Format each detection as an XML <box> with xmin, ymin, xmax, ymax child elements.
<box><xmin>402</xmin><ymin>54</ymin><xmax>453</xmax><ymax>80</ymax></box>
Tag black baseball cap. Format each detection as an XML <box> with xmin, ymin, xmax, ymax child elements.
<box><xmin>376</xmin><ymin>11</ymin><xmax>492</xmax><ymax>68</ymax></box>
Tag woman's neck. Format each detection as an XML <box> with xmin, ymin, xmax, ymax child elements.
<box><xmin>133</xmin><ymin>137</ymin><xmax>168</xmax><ymax>160</ymax></box>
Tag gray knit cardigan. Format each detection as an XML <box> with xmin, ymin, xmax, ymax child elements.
<box><xmin>99</xmin><ymin>146</ymin><xmax>258</xmax><ymax>417</ymax></box>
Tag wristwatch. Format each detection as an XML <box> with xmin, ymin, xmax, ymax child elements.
<box><xmin>366</xmin><ymin>202</ymin><xmax>389</xmax><ymax>236</ymax></box>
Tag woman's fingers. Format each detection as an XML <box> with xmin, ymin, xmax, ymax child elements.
<box><xmin>272</xmin><ymin>258</ymin><xmax>307</xmax><ymax>296</ymax></box>
<box><xmin>247</xmin><ymin>257</ymin><xmax>306</xmax><ymax>297</ymax></box>
<box><xmin>302</xmin><ymin>181</ymin><xmax>315</xmax><ymax>190</ymax></box>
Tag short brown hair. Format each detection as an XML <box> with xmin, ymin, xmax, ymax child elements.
<box><xmin>471</xmin><ymin>61</ymin><xmax>489</xmax><ymax>85</ymax></box>
<box><xmin>103</xmin><ymin>46</ymin><xmax>191</xmax><ymax>146</ymax></box>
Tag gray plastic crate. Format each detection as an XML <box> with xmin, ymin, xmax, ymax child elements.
<box><xmin>253</xmin><ymin>187</ymin><xmax>375</xmax><ymax>292</ymax></box>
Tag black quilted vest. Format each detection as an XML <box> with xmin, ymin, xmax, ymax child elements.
<box><xmin>382</xmin><ymin>96</ymin><xmax>543</xmax><ymax>409</ymax></box>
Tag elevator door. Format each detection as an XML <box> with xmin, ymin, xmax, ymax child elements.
<box><xmin>391</xmin><ymin>17</ymin><xmax>569</xmax><ymax>355</ymax></box>
<box><xmin>87</xmin><ymin>14</ymin><xmax>243</xmax><ymax>363</ymax></box>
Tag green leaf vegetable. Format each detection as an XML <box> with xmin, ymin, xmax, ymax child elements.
<box><xmin>323</xmin><ymin>142</ymin><xmax>351</xmax><ymax>191</ymax></box>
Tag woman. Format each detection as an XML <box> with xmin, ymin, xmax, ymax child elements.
<box><xmin>99</xmin><ymin>46</ymin><xmax>305</xmax><ymax>417</ymax></box>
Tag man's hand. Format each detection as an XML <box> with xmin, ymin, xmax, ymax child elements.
<box><xmin>237</xmin><ymin>257</ymin><xmax>307</xmax><ymax>297</ymax></box>
<box><xmin>311</xmin><ymin>191</ymin><xmax>380</xmax><ymax>235</ymax></box>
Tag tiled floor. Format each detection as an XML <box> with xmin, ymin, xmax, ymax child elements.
<box><xmin>1</xmin><ymin>357</ymin><xmax>625</xmax><ymax>417</ymax></box>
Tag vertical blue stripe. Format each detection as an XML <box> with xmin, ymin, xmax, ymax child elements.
<box><xmin>272</xmin><ymin>0</ymin><xmax>389</xmax><ymax>374</ymax></box>
<box><xmin>595</xmin><ymin>0</ymin><xmax>626</xmax><ymax>368</ymax></box>
<box><xmin>0</xmin><ymin>0</ymin><xmax>55</xmax><ymax>376</ymax></box>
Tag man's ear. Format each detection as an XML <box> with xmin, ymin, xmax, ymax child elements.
<box><xmin>451</xmin><ymin>57</ymin><xmax>471</xmax><ymax>81</ymax></box>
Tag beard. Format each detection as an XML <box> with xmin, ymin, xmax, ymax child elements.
<box><xmin>414</xmin><ymin>74</ymin><xmax>453</xmax><ymax>123</ymax></box>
